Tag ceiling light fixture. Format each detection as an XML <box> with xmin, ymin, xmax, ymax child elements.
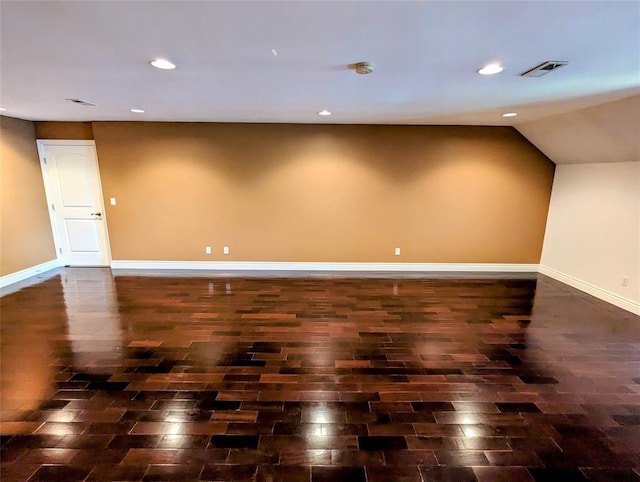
<box><xmin>150</xmin><ymin>58</ymin><xmax>176</xmax><ymax>70</ymax></box>
<box><xmin>318</xmin><ymin>110</ymin><xmax>332</xmax><ymax>116</ymax></box>
<box><xmin>478</xmin><ymin>63</ymin><xmax>504</xmax><ymax>75</ymax></box>
<box><xmin>271</xmin><ymin>49</ymin><xmax>278</xmax><ymax>57</ymax></box>
<box><xmin>130</xmin><ymin>108</ymin><xmax>145</xmax><ymax>113</ymax></box>
<box><xmin>502</xmin><ymin>112</ymin><xmax>518</xmax><ymax>117</ymax></box>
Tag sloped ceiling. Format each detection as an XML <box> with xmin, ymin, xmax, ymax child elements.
<box><xmin>517</xmin><ymin>94</ymin><xmax>640</xmax><ymax>164</ymax></box>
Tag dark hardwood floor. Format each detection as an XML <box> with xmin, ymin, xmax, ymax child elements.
<box><xmin>1</xmin><ymin>268</ymin><xmax>639</xmax><ymax>481</ymax></box>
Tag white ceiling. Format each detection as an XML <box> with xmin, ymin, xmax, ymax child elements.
<box><xmin>1</xmin><ymin>0</ymin><xmax>639</xmax><ymax>125</ymax></box>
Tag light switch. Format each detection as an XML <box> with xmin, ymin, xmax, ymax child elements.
<box><xmin>110</xmin><ymin>197</ymin><xmax>117</xmax><ymax>206</ymax></box>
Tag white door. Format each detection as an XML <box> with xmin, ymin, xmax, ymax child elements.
<box><xmin>38</xmin><ymin>141</ymin><xmax>111</xmax><ymax>266</ymax></box>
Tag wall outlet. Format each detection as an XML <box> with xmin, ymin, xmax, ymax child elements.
<box><xmin>110</xmin><ymin>197</ymin><xmax>117</xmax><ymax>206</ymax></box>
<box><xmin>205</xmin><ymin>246</ymin><xmax>211</xmax><ymax>255</ymax></box>
<box><xmin>622</xmin><ymin>276</ymin><xmax>629</xmax><ymax>287</ymax></box>
<box><xmin>223</xmin><ymin>246</ymin><xmax>230</xmax><ymax>255</ymax></box>
<box><xmin>394</xmin><ymin>247</ymin><xmax>401</xmax><ymax>256</ymax></box>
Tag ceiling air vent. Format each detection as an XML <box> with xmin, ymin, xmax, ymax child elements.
<box><xmin>520</xmin><ymin>60</ymin><xmax>568</xmax><ymax>78</ymax></box>
<box><xmin>66</xmin><ymin>98</ymin><xmax>96</xmax><ymax>107</ymax></box>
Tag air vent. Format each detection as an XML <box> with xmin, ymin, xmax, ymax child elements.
<box><xmin>66</xmin><ymin>98</ymin><xmax>96</xmax><ymax>107</ymax></box>
<box><xmin>520</xmin><ymin>60</ymin><xmax>568</xmax><ymax>78</ymax></box>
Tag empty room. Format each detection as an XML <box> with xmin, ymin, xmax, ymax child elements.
<box><xmin>1</xmin><ymin>1</ymin><xmax>639</xmax><ymax>481</ymax></box>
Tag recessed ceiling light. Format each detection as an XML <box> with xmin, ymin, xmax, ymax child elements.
<box><xmin>150</xmin><ymin>58</ymin><xmax>176</xmax><ymax>70</ymax></box>
<box><xmin>130</xmin><ymin>108</ymin><xmax>145</xmax><ymax>113</ymax></box>
<box><xmin>478</xmin><ymin>63</ymin><xmax>504</xmax><ymax>75</ymax></box>
<box><xmin>271</xmin><ymin>49</ymin><xmax>278</xmax><ymax>57</ymax></box>
<box><xmin>502</xmin><ymin>112</ymin><xmax>518</xmax><ymax>117</ymax></box>
<box><xmin>0</xmin><ymin>107</ymin><xmax>6</xmax><ymax>111</ymax></box>
<box><xmin>318</xmin><ymin>110</ymin><xmax>332</xmax><ymax>116</ymax></box>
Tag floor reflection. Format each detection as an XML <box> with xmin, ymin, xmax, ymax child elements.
<box><xmin>0</xmin><ymin>276</ymin><xmax>65</xmax><ymax>422</ymax></box>
<box><xmin>62</xmin><ymin>268</ymin><xmax>123</xmax><ymax>374</ymax></box>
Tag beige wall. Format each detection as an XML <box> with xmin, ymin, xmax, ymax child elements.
<box><xmin>83</xmin><ymin>122</ymin><xmax>554</xmax><ymax>263</ymax></box>
<box><xmin>541</xmin><ymin>162</ymin><xmax>639</xmax><ymax>313</ymax></box>
<box><xmin>0</xmin><ymin>116</ymin><xmax>57</xmax><ymax>276</ymax></box>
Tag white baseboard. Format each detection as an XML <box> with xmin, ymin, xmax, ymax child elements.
<box><xmin>4</xmin><ymin>260</ymin><xmax>636</xmax><ymax>315</ymax></box>
<box><xmin>0</xmin><ymin>259</ymin><xmax>62</xmax><ymax>290</ymax></box>
<box><xmin>539</xmin><ymin>265</ymin><xmax>640</xmax><ymax>315</ymax></box>
<box><xmin>110</xmin><ymin>260</ymin><xmax>538</xmax><ymax>273</ymax></box>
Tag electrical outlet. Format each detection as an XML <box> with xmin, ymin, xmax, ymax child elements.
<box><xmin>205</xmin><ymin>246</ymin><xmax>211</xmax><ymax>255</ymax></box>
<box><xmin>223</xmin><ymin>246</ymin><xmax>230</xmax><ymax>255</ymax></box>
<box><xmin>394</xmin><ymin>247</ymin><xmax>401</xmax><ymax>256</ymax></box>
<box><xmin>622</xmin><ymin>276</ymin><xmax>629</xmax><ymax>287</ymax></box>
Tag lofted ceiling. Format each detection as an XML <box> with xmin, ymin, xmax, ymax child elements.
<box><xmin>0</xmin><ymin>0</ymin><xmax>639</xmax><ymax>126</ymax></box>
<box><xmin>517</xmin><ymin>94</ymin><xmax>640</xmax><ymax>164</ymax></box>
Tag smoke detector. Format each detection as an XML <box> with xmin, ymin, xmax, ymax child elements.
<box><xmin>353</xmin><ymin>62</ymin><xmax>375</xmax><ymax>75</ymax></box>
<box><xmin>520</xmin><ymin>60</ymin><xmax>568</xmax><ymax>78</ymax></box>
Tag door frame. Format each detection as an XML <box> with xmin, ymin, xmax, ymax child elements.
<box><xmin>36</xmin><ymin>139</ymin><xmax>112</xmax><ymax>266</ymax></box>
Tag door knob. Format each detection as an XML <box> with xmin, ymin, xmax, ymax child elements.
<box><xmin>90</xmin><ymin>212</ymin><xmax>102</xmax><ymax>217</ymax></box>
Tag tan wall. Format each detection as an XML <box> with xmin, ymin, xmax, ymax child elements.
<box><xmin>0</xmin><ymin>116</ymin><xmax>57</xmax><ymax>276</ymax></box>
<box><xmin>89</xmin><ymin>122</ymin><xmax>554</xmax><ymax>263</ymax></box>
<box><xmin>34</xmin><ymin>121</ymin><xmax>94</xmax><ymax>140</ymax></box>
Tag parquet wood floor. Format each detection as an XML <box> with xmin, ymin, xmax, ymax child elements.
<box><xmin>1</xmin><ymin>268</ymin><xmax>639</xmax><ymax>481</ymax></box>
